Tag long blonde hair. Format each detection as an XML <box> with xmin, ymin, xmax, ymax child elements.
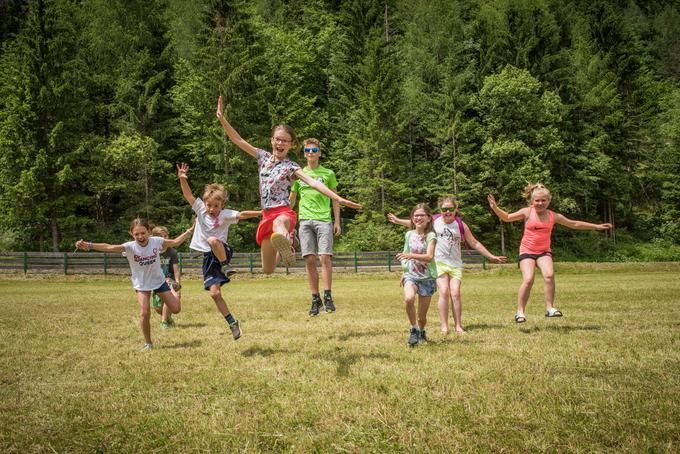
<box><xmin>523</xmin><ymin>183</ymin><xmax>552</xmax><ymax>204</ymax></box>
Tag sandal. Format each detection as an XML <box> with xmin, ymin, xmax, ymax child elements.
<box><xmin>515</xmin><ymin>314</ymin><xmax>527</xmax><ymax>323</ymax></box>
<box><xmin>545</xmin><ymin>309</ymin><xmax>563</xmax><ymax>317</ymax></box>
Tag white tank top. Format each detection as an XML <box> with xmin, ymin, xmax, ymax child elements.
<box><xmin>434</xmin><ymin>217</ymin><xmax>463</xmax><ymax>268</ymax></box>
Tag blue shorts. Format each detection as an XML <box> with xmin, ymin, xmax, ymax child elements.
<box><xmin>145</xmin><ymin>281</ymin><xmax>171</xmax><ymax>297</ymax></box>
<box><xmin>404</xmin><ymin>277</ymin><xmax>436</xmax><ymax>297</ymax></box>
<box><xmin>202</xmin><ymin>242</ymin><xmax>233</xmax><ymax>290</ymax></box>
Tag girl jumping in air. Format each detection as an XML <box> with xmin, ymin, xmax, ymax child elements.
<box><xmin>487</xmin><ymin>183</ymin><xmax>612</xmax><ymax>323</ymax></box>
<box><xmin>215</xmin><ymin>96</ymin><xmax>361</xmax><ymax>274</ymax></box>
<box><xmin>75</xmin><ymin>219</ymin><xmax>194</xmax><ymax>350</ymax></box>
<box><xmin>389</xmin><ymin>196</ymin><xmax>506</xmax><ymax>334</ymax></box>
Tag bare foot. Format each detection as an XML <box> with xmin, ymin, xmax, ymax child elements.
<box><xmin>441</xmin><ymin>327</ymin><xmax>450</xmax><ymax>335</ymax></box>
<box><xmin>455</xmin><ymin>327</ymin><xmax>466</xmax><ymax>334</ymax></box>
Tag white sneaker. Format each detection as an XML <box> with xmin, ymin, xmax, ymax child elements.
<box><xmin>140</xmin><ymin>343</ymin><xmax>153</xmax><ymax>351</ymax></box>
<box><xmin>271</xmin><ymin>232</ymin><xmax>295</xmax><ymax>267</ymax></box>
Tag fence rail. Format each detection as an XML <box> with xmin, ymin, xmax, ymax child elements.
<box><xmin>0</xmin><ymin>250</ymin><xmax>487</xmax><ymax>275</ymax></box>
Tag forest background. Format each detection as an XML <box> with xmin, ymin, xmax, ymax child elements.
<box><xmin>1</xmin><ymin>0</ymin><xmax>679</xmax><ymax>261</ymax></box>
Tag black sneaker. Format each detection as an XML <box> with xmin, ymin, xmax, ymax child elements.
<box><xmin>408</xmin><ymin>327</ymin><xmax>419</xmax><ymax>346</ymax></box>
<box><xmin>229</xmin><ymin>320</ymin><xmax>241</xmax><ymax>340</ymax></box>
<box><xmin>419</xmin><ymin>329</ymin><xmax>427</xmax><ymax>344</ymax></box>
<box><xmin>309</xmin><ymin>297</ymin><xmax>322</xmax><ymax>316</ymax></box>
<box><xmin>323</xmin><ymin>295</ymin><xmax>336</xmax><ymax>313</ymax></box>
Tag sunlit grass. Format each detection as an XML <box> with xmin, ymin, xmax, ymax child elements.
<box><xmin>1</xmin><ymin>263</ymin><xmax>679</xmax><ymax>452</ymax></box>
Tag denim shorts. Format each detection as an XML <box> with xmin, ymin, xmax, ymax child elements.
<box><xmin>404</xmin><ymin>277</ymin><xmax>436</xmax><ymax>297</ymax></box>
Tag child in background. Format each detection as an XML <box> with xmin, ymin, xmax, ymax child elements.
<box><xmin>390</xmin><ymin>196</ymin><xmax>506</xmax><ymax>334</ymax></box>
<box><xmin>395</xmin><ymin>203</ymin><xmax>437</xmax><ymax>347</ymax></box>
<box><xmin>75</xmin><ymin>218</ymin><xmax>193</xmax><ymax>350</ymax></box>
<box><xmin>151</xmin><ymin>225</ymin><xmax>186</xmax><ymax>329</ymax></box>
<box><xmin>488</xmin><ymin>183</ymin><xmax>612</xmax><ymax>323</ymax></box>
<box><xmin>177</xmin><ymin>163</ymin><xmax>261</xmax><ymax>340</ymax></box>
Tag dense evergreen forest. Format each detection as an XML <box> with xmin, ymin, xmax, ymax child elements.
<box><xmin>1</xmin><ymin>0</ymin><xmax>679</xmax><ymax>259</ymax></box>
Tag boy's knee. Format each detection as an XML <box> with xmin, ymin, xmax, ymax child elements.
<box><xmin>209</xmin><ymin>288</ymin><xmax>222</xmax><ymax>300</ymax></box>
<box><xmin>207</xmin><ymin>236</ymin><xmax>220</xmax><ymax>248</ymax></box>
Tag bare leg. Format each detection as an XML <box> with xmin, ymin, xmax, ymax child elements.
<box><xmin>305</xmin><ymin>254</ymin><xmax>319</xmax><ymax>293</ymax></box>
<box><xmin>517</xmin><ymin>259</ymin><xmax>536</xmax><ymax>315</ymax></box>
<box><xmin>207</xmin><ymin>236</ymin><xmax>228</xmax><ymax>262</ymax></box>
<box><xmin>436</xmin><ymin>275</ymin><xmax>451</xmax><ymax>333</ymax></box>
<box><xmin>208</xmin><ymin>284</ymin><xmax>231</xmax><ymax>316</ymax></box>
<box><xmin>403</xmin><ymin>282</ymin><xmax>418</xmax><ymax>326</ymax></box>
<box><xmin>319</xmin><ymin>254</ymin><xmax>332</xmax><ymax>292</ymax></box>
<box><xmin>417</xmin><ymin>295</ymin><xmax>432</xmax><ymax>331</ymax></box>
<box><xmin>158</xmin><ymin>290</ymin><xmax>181</xmax><ymax>314</ymax></box>
<box><xmin>536</xmin><ymin>256</ymin><xmax>556</xmax><ymax>311</ymax></box>
<box><xmin>137</xmin><ymin>291</ymin><xmax>152</xmax><ymax>345</ymax></box>
<box><xmin>449</xmin><ymin>277</ymin><xmax>463</xmax><ymax>333</ymax></box>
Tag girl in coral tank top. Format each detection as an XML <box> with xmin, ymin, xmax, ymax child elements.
<box><xmin>488</xmin><ymin>184</ymin><xmax>612</xmax><ymax>323</ymax></box>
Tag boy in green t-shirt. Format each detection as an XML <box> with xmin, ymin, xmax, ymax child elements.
<box><xmin>290</xmin><ymin>138</ymin><xmax>341</xmax><ymax>316</ymax></box>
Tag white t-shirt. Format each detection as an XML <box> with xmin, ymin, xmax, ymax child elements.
<box><xmin>189</xmin><ymin>198</ymin><xmax>239</xmax><ymax>252</ymax></box>
<box><xmin>123</xmin><ymin>236</ymin><xmax>166</xmax><ymax>291</ymax></box>
<box><xmin>434</xmin><ymin>216</ymin><xmax>463</xmax><ymax>268</ymax></box>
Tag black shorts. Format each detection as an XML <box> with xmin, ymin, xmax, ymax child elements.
<box><xmin>518</xmin><ymin>251</ymin><xmax>553</xmax><ymax>265</ymax></box>
<box><xmin>201</xmin><ymin>242</ymin><xmax>233</xmax><ymax>290</ymax></box>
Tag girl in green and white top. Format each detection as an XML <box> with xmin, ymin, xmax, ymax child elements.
<box><xmin>395</xmin><ymin>203</ymin><xmax>437</xmax><ymax>347</ymax></box>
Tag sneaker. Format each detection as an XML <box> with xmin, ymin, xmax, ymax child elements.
<box><xmin>229</xmin><ymin>320</ymin><xmax>241</xmax><ymax>340</ymax></box>
<box><xmin>270</xmin><ymin>232</ymin><xmax>296</xmax><ymax>267</ymax></box>
<box><xmin>408</xmin><ymin>327</ymin><xmax>419</xmax><ymax>346</ymax></box>
<box><xmin>222</xmin><ymin>266</ymin><xmax>237</xmax><ymax>278</ymax></box>
<box><xmin>168</xmin><ymin>278</ymin><xmax>182</xmax><ymax>292</ymax></box>
<box><xmin>419</xmin><ymin>329</ymin><xmax>428</xmax><ymax>344</ymax></box>
<box><xmin>323</xmin><ymin>295</ymin><xmax>336</xmax><ymax>313</ymax></box>
<box><xmin>160</xmin><ymin>320</ymin><xmax>171</xmax><ymax>329</ymax></box>
<box><xmin>151</xmin><ymin>293</ymin><xmax>162</xmax><ymax>309</ymax></box>
<box><xmin>140</xmin><ymin>343</ymin><xmax>153</xmax><ymax>351</ymax></box>
<box><xmin>309</xmin><ymin>296</ymin><xmax>322</xmax><ymax>316</ymax></box>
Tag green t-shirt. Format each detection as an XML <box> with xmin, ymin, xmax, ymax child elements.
<box><xmin>291</xmin><ymin>165</ymin><xmax>338</xmax><ymax>222</ymax></box>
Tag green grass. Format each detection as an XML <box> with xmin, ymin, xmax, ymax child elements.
<box><xmin>1</xmin><ymin>263</ymin><xmax>679</xmax><ymax>452</ymax></box>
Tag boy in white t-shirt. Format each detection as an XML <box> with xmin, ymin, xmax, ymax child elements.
<box><xmin>75</xmin><ymin>218</ymin><xmax>194</xmax><ymax>350</ymax></box>
<box><xmin>177</xmin><ymin>163</ymin><xmax>261</xmax><ymax>340</ymax></box>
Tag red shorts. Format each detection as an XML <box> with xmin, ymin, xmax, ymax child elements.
<box><xmin>256</xmin><ymin>206</ymin><xmax>297</xmax><ymax>246</ymax></box>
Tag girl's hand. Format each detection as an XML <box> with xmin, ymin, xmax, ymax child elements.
<box><xmin>487</xmin><ymin>193</ymin><xmax>497</xmax><ymax>209</ymax></box>
<box><xmin>396</xmin><ymin>252</ymin><xmax>410</xmax><ymax>261</ymax></box>
<box><xmin>399</xmin><ymin>275</ymin><xmax>405</xmax><ymax>287</ymax></box>
<box><xmin>386</xmin><ymin>213</ymin><xmax>399</xmax><ymax>224</ymax></box>
<box><xmin>216</xmin><ymin>96</ymin><xmax>224</xmax><ymax>119</ymax></box>
<box><xmin>599</xmin><ymin>223</ymin><xmax>613</xmax><ymax>230</ymax></box>
<box><xmin>339</xmin><ymin>198</ymin><xmax>362</xmax><ymax>210</ymax></box>
<box><xmin>177</xmin><ymin>163</ymin><xmax>189</xmax><ymax>179</ymax></box>
<box><xmin>491</xmin><ymin>255</ymin><xmax>507</xmax><ymax>264</ymax></box>
<box><xmin>75</xmin><ymin>239</ymin><xmax>90</xmax><ymax>251</ymax></box>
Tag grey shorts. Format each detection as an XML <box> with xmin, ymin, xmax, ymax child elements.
<box><xmin>299</xmin><ymin>220</ymin><xmax>334</xmax><ymax>257</ymax></box>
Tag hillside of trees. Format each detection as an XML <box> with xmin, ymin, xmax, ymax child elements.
<box><xmin>1</xmin><ymin>0</ymin><xmax>679</xmax><ymax>260</ymax></box>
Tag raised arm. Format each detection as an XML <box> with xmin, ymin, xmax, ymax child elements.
<box><xmin>177</xmin><ymin>163</ymin><xmax>196</xmax><ymax>206</ymax></box>
<box><xmin>237</xmin><ymin>210</ymin><xmax>262</xmax><ymax>220</ymax></box>
<box><xmin>75</xmin><ymin>239</ymin><xmax>125</xmax><ymax>253</ymax></box>
<box><xmin>164</xmin><ymin>222</ymin><xmax>195</xmax><ymax>248</ymax></box>
<box><xmin>386</xmin><ymin>213</ymin><xmax>411</xmax><ymax>228</ymax></box>
<box><xmin>216</xmin><ymin>96</ymin><xmax>258</xmax><ymax>158</ymax></box>
<box><xmin>487</xmin><ymin>193</ymin><xmax>527</xmax><ymax>222</ymax></box>
<box><xmin>462</xmin><ymin>222</ymin><xmax>507</xmax><ymax>264</ymax></box>
<box><xmin>295</xmin><ymin>170</ymin><xmax>362</xmax><ymax>210</ymax></box>
<box><xmin>554</xmin><ymin>213</ymin><xmax>613</xmax><ymax>231</ymax></box>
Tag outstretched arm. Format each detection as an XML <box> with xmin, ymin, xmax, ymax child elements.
<box><xmin>216</xmin><ymin>96</ymin><xmax>258</xmax><ymax>158</ymax></box>
<box><xmin>237</xmin><ymin>210</ymin><xmax>262</xmax><ymax>220</ymax></box>
<box><xmin>462</xmin><ymin>222</ymin><xmax>507</xmax><ymax>264</ymax></box>
<box><xmin>386</xmin><ymin>213</ymin><xmax>411</xmax><ymax>228</ymax></box>
<box><xmin>177</xmin><ymin>163</ymin><xmax>196</xmax><ymax>206</ymax></box>
<box><xmin>164</xmin><ymin>222</ymin><xmax>195</xmax><ymax>248</ymax></box>
<box><xmin>332</xmin><ymin>195</ymin><xmax>341</xmax><ymax>236</ymax></box>
<box><xmin>554</xmin><ymin>213</ymin><xmax>613</xmax><ymax>231</ymax></box>
<box><xmin>295</xmin><ymin>170</ymin><xmax>362</xmax><ymax>209</ymax></box>
<box><xmin>75</xmin><ymin>240</ymin><xmax>125</xmax><ymax>253</ymax></box>
<box><xmin>487</xmin><ymin>194</ymin><xmax>527</xmax><ymax>222</ymax></box>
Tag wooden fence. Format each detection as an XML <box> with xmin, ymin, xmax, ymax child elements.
<box><xmin>0</xmin><ymin>250</ymin><xmax>487</xmax><ymax>275</ymax></box>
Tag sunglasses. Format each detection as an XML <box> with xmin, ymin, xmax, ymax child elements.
<box><xmin>303</xmin><ymin>147</ymin><xmax>320</xmax><ymax>153</ymax></box>
<box><xmin>441</xmin><ymin>207</ymin><xmax>457</xmax><ymax>213</ymax></box>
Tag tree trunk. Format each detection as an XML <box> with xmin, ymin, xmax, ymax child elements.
<box><xmin>51</xmin><ymin>211</ymin><xmax>60</xmax><ymax>252</ymax></box>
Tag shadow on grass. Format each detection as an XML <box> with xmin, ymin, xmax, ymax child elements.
<box><xmin>333</xmin><ymin>330</ymin><xmax>391</xmax><ymax>342</ymax></box>
<box><xmin>464</xmin><ymin>323</ymin><xmax>505</xmax><ymax>332</ymax></box>
<box><xmin>242</xmin><ymin>346</ymin><xmax>293</xmax><ymax>357</ymax></box>
<box><xmin>519</xmin><ymin>324</ymin><xmax>602</xmax><ymax>334</ymax></box>
<box><xmin>314</xmin><ymin>349</ymin><xmax>391</xmax><ymax>377</ymax></box>
<box><xmin>175</xmin><ymin>323</ymin><xmax>208</xmax><ymax>329</ymax></box>
<box><xmin>160</xmin><ymin>340</ymin><xmax>203</xmax><ymax>349</ymax></box>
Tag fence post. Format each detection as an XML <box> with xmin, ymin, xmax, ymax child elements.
<box><xmin>23</xmin><ymin>252</ymin><xmax>28</xmax><ymax>273</ymax></box>
<box><xmin>178</xmin><ymin>253</ymin><xmax>183</xmax><ymax>273</ymax></box>
<box><xmin>354</xmin><ymin>251</ymin><xmax>358</xmax><ymax>272</ymax></box>
<box><xmin>249</xmin><ymin>253</ymin><xmax>253</xmax><ymax>273</ymax></box>
<box><xmin>63</xmin><ymin>252</ymin><xmax>68</xmax><ymax>275</ymax></box>
<box><xmin>483</xmin><ymin>256</ymin><xmax>486</xmax><ymax>270</ymax></box>
<box><xmin>387</xmin><ymin>251</ymin><xmax>391</xmax><ymax>272</ymax></box>
<box><xmin>104</xmin><ymin>253</ymin><xmax>108</xmax><ymax>275</ymax></box>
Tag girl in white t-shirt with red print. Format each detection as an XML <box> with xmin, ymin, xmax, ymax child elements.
<box><xmin>216</xmin><ymin>96</ymin><xmax>362</xmax><ymax>274</ymax></box>
<box><xmin>75</xmin><ymin>218</ymin><xmax>193</xmax><ymax>351</ymax></box>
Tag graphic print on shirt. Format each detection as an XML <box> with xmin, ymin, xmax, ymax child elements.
<box><xmin>134</xmin><ymin>248</ymin><xmax>158</xmax><ymax>267</ymax></box>
<box><xmin>405</xmin><ymin>233</ymin><xmax>428</xmax><ymax>278</ymax></box>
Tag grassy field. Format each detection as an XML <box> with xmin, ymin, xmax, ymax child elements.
<box><xmin>1</xmin><ymin>262</ymin><xmax>679</xmax><ymax>452</ymax></box>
